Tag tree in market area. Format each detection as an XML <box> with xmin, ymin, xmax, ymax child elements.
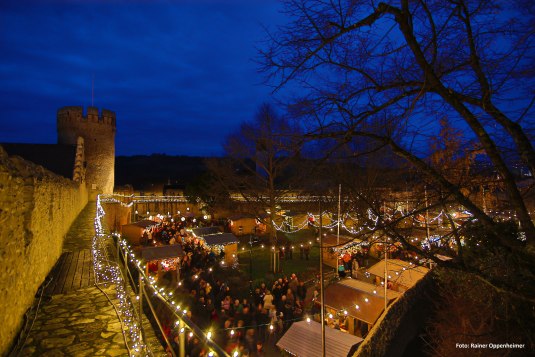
<box><xmin>259</xmin><ymin>0</ymin><xmax>535</xmax><ymax>351</ymax></box>
<box><xmin>206</xmin><ymin>103</ymin><xmax>303</xmax><ymax>272</ymax></box>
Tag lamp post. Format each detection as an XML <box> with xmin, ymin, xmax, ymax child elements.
<box><xmin>249</xmin><ymin>230</ymin><xmax>254</xmax><ymax>297</ymax></box>
<box><xmin>319</xmin><ymin>198</ymin><xmax>326</xmax><ymax>357</ymax></box>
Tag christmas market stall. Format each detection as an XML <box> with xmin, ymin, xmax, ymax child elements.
<box><xmin>322</xmin><ymin>234</ymin><xmax>366</xmax><ymax>269</ymax></box>
<box><xmin>191</xmin><ymin>226</ymin><xmax>222</xmax><ymax>237</ymax></box>
<box><xmin>366</xmin><ymin>259</ymin><xmax>429</xmax><ymax>292</ymax></box>
<box><xmin>121</xmin><ymin>219</ymin><xmax>158</xmax><ymax>245</ymax></box>
<box><xmin>277</xmin><ymin>320</ymin><xmax>363</xmax><ymax>357</ymax></box>
<box><xmin>227</xmin><ymin>214</ymin><xmax>267</xmax><ymax>236</ymax></box>
<box><xmin>317</xmin><ymin>278</ymin><xmax>400</xmax><ymax>337</ymax></box>
<box><xmin>191</xmin><ymin>229</ymin><xmax>239</xmax><ymax>266</ymax></box>
<box><xmin>141</xmin><ymin>244</ymin><xmax>184</xmax><ymax>284</ymax></box>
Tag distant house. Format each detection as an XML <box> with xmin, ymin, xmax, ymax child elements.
<box><xmin>115</xmin><ymin>184</ymin><xmax>134</xmax><ymax>196</ymax></box>
<box><xmin>163</xmin><ymin>183</ymin><xmax>186</xmax><ymax>196</ymax></box>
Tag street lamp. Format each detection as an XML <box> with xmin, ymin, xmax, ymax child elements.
<box><xmin>249</xmin><ymin>229</ymin><xmax>255</xmax><ymax>297</ymax></box>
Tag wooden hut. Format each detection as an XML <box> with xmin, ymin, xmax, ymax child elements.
<box><xmin>228</xmin><ymin>214</ymin><xmax>267</xmax><ymax>236</ymax></box>
<box><xmin>321</xmin><ymin>234</ymin><xmax>364</xmax><ymax>268</ymax></box>
<box><xmin>191</xmin><ymin>228</ymin><xmax>239</xmax><ymax>266</ymax></box>
<box><xmin>366</xmin><ymin>259</ymin><xmax>429</xmax><ymax>292</ymax></box>
<box><xmin>121</xmin><ymin>220</ymin><xmax>158</xmax><ymax>245</ymax></box>
<box><xmin>318</xmin><ymin>278</ymin><xmax>400</xmax><ymax>337</ymax></box>
<box><xmin>140</xmin><ymin>244</ymin><xmax>184</xmax><ymax>284</ymax></box>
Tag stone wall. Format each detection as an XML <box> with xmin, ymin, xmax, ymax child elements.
<box><xmin>0</xmin><ymin>146</ymin><xmax>88</xmax><ymax>354</ymax></box>
<box><xmin>57</xmin><ymin>106</ymin><xmax>116</xmax><ymax>200</ymax></box>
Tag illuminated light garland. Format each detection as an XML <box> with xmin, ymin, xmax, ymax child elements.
<box><xmin>272</xmin><ymin>206</ymin><xmax>474</xmax><ymax>234</ymax></box>
<box><xmin>114</xmin><ymin>235</ymin><xmax>231</xmax><ymax>356</ymax></box>
<box><xmin>97</xmin><ymin>194</ymin><xmax>525</xmax><ymax>355</ymax></box>
<box><xmin>93</xmin><ymin>196</ymin><xmax>146</xmax><ymax>355</ymax></box>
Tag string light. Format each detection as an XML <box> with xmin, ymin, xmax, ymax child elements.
<box><xmin>98</xmin><ymin>195</ymin><xmax>235</xmax><ymax>356</ymax></box>
<box><xmin>93</xmin><ymin>196</ymin><xmax>146</xmax><ymax>355</ymax></box>
<box><xmin>98</xmin><ymin>192</ymin><xmax>518</xmax><ymax>355</ymax></box>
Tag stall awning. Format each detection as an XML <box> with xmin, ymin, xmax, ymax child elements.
<box><xmin>141</xmin><ymin>245</ymin><xmax>184</xmax><ymax>261</ymax></box>
<box><xmin>201</xmin><ymin>233</ymin><xmax>239</xmax><ymax>246</ymax></box>
<box><xmin>321</xmin><ymin>282</ymin><xmax>390</xmax><ymax>325</ymax></box>
<box><xmin>191</xmin><ymin>226</ymin><xmax>221</xmax><ymax>237</ymax></box>
<box><xmin>277</xmin><ymin>320</ymin><xmax>363</xmax><ymax>357</ymax></box>
<box><xmin>366</xmin><ymin>259</ymin><xmax>429</xmax><ymax>289</ymax></box>
<box><xmin>338</xmin><ymin>278</ymin><xmax>401</xmax><ymax>301</ymax></box>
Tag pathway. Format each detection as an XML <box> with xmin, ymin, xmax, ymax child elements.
<box><xmin>19</xmin><ymin>204</ymin><xmax>165</xmax><ymax>356</ymax></box>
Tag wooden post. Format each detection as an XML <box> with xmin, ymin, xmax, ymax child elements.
<box><xmin>179</xmin><ymin>318</ymin><xmax>185</xmax><ymax>357</ymax></box>
<box><xmin>139</xmin><ymin>274</ymin><xmax>144</xmax><ymax>326</ymax></box>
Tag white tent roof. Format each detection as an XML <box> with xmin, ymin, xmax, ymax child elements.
<box><xmin>277</xmin><ymin>320</ymin><xmax>363</xmax><ymax>357</ymax></box>
<box><xmin>366</xmin><ymin>259</ymin><xmax>429</xmax><ymax>289</ymax></box>
<box><xmin>338</xmin><ymin>278</ymin><xmax>401</xmax><ymax>301</ymax></box>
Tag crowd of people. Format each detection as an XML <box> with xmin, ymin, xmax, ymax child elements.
<box><xmin>155</xmin><ymin>268</ymin><xmax>312</xmax><ymax>356</ymax></box>
<box><xmin>137</xmin><ymin>217</ymin><xmax>314</xmax><ymax>356</ymax></box>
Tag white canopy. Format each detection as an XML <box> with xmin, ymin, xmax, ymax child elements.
<box><xmin>366</xmin><ymin>259</ymin><xmax>429</xmax><ymax>289</ymax></box>
<box><xmin>277</xmin><ymin>320</ymin><xmax>363</xmax><ymax>357</ymax></box>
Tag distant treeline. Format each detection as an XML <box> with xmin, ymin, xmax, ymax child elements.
<box><xmin>115</xmin><ymin>154</ymin><xmax>209</xmax><ymax>188</ymax></box>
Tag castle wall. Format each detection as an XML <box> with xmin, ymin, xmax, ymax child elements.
<box><xmin>57</xmin><ymin>106</ymin><xmax>115</xmax><ymax>200</ymax></box>
<box><xmin>0</xmin><ymin>146</ymin><xmax>88</xmax><ymax>354</ymax></box>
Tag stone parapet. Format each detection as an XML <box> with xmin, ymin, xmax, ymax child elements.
<box><xmin>0</xmin><ymin>146</ymin><xmax>88</xmax><ymax>354</ymax></box>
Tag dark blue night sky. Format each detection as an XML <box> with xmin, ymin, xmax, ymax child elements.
<box><xmin>0</xmin><ymin>0</ymin><xmax>286</xmax><ymax>156</ymax></box>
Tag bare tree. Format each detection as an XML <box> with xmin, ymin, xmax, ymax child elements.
<box><xmin>260</xmin><ymin>0</ymin><xmax>535</xmax><ymax>246</ymax></box>
<box><xmin>260</xmin><ymin>0</ymin><xmax>535</xmax><ymax>349</ymax></box>
<box><xmin>207</xmin><ymin>103</ymin><xmax>302</xmax><ymax>272</ymax></box>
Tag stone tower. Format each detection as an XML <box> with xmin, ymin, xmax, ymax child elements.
<box><xmin>57</xmin><ymin>106</ymin><xmax>116</xmax><ymax>200</ymax></box>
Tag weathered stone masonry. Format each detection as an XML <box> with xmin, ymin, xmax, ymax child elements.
<box><xmin>0</xmin><ymin>147</ymin><xmax>88</xmax><ymax>353</ymax></box>
<box><xmin>57</xmin><ymin>106</ymin><xmax>116</xmax><ymax>200</ymax></box>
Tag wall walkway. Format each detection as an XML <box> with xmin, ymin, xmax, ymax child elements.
<box><xmin>17</xmin><ymin>204</ymin><xmax>165</xmax><ymax>356</ymax></box>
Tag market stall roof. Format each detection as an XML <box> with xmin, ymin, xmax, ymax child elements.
<box><xmin>277</xmin><ymin>320</ymin><xmax>363</xmax><ymax>357</ymax></box>
<box><xmin>338</xmin><ymin>278</ymin><xmax>401</xmax><ymax>301</ymax></box>
<box><xmin>141</xmin><ymin>245</ymin><xmax>184</xmax><ymax>261</ymax></box>
<box><xmin>124</xmin><ymin>220</ymin><xmax>158</xmax><ymax>229</ymax></box>
<box><xmin>322</xmin><ymin>234</ymin><xmax>366</xmax><ymax>250</ymax></box>
<box><xmin>366</xmin><ymin>259</ymin><xmax>429</xmax><ymax>289</ymax></box>
<box><xmin>191</xmin><ymin>226</ymin><xmax>221</xmax><ymax>237</ymax></box>
<box><xmin>201</xmin><ymin>233</ymin><xmax>239</xmax><ymax>246</ymax></box>
<box><xmin>320</xmin><ymin>281</ymin><xmax>393</xmax><ymax>325</ymax></box>
<box><xmin>322</xmin><ymin>234</ymin><xmax>353</xmax><ymax>246</ymax></box>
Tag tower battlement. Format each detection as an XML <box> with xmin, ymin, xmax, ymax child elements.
<box><xmin>57</xmin><ymin>106</ymin><xmax>116</xmax><ymax>126</ymax></box>
<box><xmin>57</xmin><ymin>106</ymin><xmax>116</xmax><ymax>200</ymax></box>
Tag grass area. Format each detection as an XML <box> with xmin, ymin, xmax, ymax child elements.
<box><xmin>235</xmin><ymin>228</ymin><xmax>321</xmax><ymax>286</ymax></box>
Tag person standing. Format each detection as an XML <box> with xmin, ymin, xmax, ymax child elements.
<box><xmin>352</xmin><ymin>258</ymin><xmax>359</xmax><ymax>279</ymax></box>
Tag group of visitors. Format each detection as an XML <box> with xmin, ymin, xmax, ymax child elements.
<box><xmin>136</xmin><ymin>217</ymin><xmax>315</xmax><ymax>356</ymax></box>
<box><xmin>157</xmin><ymin>268</ymin><xmax>311</xmax><ymax>357</ymax></box>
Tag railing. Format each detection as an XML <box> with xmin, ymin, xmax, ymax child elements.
<box><xmin>114</xmin><ymin>236</ymin><xmax>230</xmax><ymax>357</ymax></box>
<box><xmin>94</xmin><ymin>196</ymin><xmax>229</xmax><ymax>356</ymax></box>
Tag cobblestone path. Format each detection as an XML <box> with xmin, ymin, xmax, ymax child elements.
<box><xmin>20</xmin><ymin>203</ymin><xmax>165</xmax><ymax>356</ymax></box>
